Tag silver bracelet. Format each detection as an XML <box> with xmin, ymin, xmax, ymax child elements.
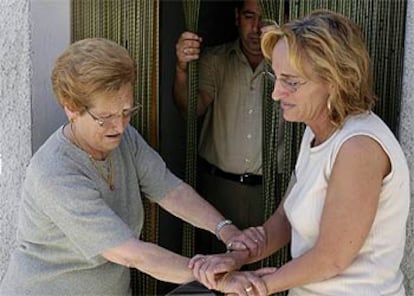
<box><xmin>215</xmin><ymin>219</ymin><xmax>233</xmax><ymax>241</ymax></box>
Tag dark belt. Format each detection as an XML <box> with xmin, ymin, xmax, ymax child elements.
<box><xmin>198</xmin><ymin>158</ymin><xmax>262</xmax><ymax>186</ymax></box>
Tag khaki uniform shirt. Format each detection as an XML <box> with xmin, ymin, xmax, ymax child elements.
<box><xmin>198</xmin><ymin>40</ymin><xmax>266</xmax><ymax>175</ymax></box>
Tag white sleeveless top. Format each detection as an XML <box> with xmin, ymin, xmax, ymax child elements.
<box><xmin>285</xmin><ymin>112</ymin><xmax>409</xmax><ymax>295</ymax></box>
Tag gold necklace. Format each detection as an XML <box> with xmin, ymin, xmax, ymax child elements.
<box><xmin>88</xmin><ymin>155</ymin><xmax>115</xmax><ymax>191</ymax></box>
<box><xmin>70</xmin><ymin>123</ymin><xmax>115</xmax><ymax>191</ymax></box>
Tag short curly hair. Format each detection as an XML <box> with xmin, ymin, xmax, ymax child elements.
<box><xmin>261</xmin><ymin>10</ymin><xmax>376</xmax><ymax>127</ymax></box>
<box><xmin>51</xmin><ymin>38</ymin><xmax>136</xmax><ymax>112</ymax></box>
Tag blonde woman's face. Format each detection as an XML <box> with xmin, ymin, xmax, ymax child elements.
<box><xmin>270</xmin><ymin>38</ymin><xmax>331</xmax><ymax>127</ymax></box>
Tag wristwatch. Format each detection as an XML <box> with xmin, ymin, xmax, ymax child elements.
<box><xmin>214</xmin><ymin>219</ymin><xmax>233</xmax><ymax>240</ymax></box>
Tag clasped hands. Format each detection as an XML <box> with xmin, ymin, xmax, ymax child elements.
<box><xmin>188</xmin><ymin>226</ymin><xmax>276</xmax><ymax>295</ymax></box>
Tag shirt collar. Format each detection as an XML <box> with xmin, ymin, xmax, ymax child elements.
<box><xmin>227</xmin><ymin>39</ymin><xmax>266</xmax><ymax>72</ymax></box>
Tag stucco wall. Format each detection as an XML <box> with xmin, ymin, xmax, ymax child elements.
<box><xmin>400</xmin><ymin>0</ymin><xmax>414</xmax><ymax>294</ymax></box>
<box><xmin>0</xmin><ymin>0</ymin><xmax>69</xmax><ymax>281</ymax></box>
<box><xmin>0</xmin><ymin>0</ymin><xmax>32</xmax><ymax>279</ymax></box>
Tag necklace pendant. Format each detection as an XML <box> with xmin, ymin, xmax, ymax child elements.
<box><xmin>109</xmin><ymin>184</ymin><xmax>115</xmax><ymax>191</ymax></box>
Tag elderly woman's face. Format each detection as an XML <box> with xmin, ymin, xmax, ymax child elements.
<box><xmin>75</xmin><ymin>83</ymin><xmax>134</xmax><ymax>158</ymax></box>
<box><xmin>270</xmin><ymin>38</ymin><xmax>331</xmax><ymax>127</ymax></box>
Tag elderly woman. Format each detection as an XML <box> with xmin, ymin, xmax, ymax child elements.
<box><xmin>190</xmin><ymin>10</ymin><xmax>410</xmax><ymax>296</ymax></box>
<box><xmin>0</xmin><ymin>38</ymin><xmax>267</xmax><ymax>296</ymax></box>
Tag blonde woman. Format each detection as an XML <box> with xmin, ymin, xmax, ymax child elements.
<box><xmin>190</xmin><ymin>10</ymin><xmax>410</xmax><ymax>296</ymax></box>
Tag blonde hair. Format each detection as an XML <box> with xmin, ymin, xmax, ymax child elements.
<box><xmin>261</xmin><ymin>10</ymin><xmax>376</xmax><ymax>127</ymax></box>
<box><xmin>51</xmin><ymin>38</ymin><xmax>136</xmax><ymax>112</ymax></box>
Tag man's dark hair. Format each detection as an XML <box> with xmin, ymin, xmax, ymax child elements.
<box><xmin>234</xmin><ymin>0</ymin><xmax>245</xmax><ymax>11</ymax></box>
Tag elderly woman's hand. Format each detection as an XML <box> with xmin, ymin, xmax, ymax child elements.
<box><xmin>189</xmin><ymin>253</ymin><xmax>241</xmax><ymax>289</ymax></box>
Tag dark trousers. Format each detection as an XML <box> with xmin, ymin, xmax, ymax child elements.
<box><xmin>195</xmin><ymin>169</ymin><xmax>264</xmax><ymax>269</ymax></box>
<box><xmin>166</xmin><ymin>281</ymin><xmax>217</xmax><ymax>295</ymax></box>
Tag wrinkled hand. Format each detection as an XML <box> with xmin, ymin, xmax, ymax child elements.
<box><xmin>217</xmin><ymin>269</ymin><xmax>276</xmax><ymax>296</ymax></box>
<box><xmin>224</xmin><ymin>226</ymin><xmax>267</xmax><ymax>259</ymax></box>
<box><xmin>189</xmin><ymin>253</ymin><xmax>240</xmax><ymax>289</ymax></box>
<box><xmin>176</xmin><ymin>31</ymin><xmax>202</xmax><ymax>71</ymax></box>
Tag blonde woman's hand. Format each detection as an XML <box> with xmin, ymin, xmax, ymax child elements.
<box><xmin>217</xmin><ymin>269</ymin><xmax>276</xmax><ymax>296</ymax></box>
<box><xmin>224</xmin><ymin>226</ymin><xmax>266</xmax><ymax>258</ymax></box>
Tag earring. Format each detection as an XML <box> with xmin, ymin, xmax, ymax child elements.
<box><xmin>70</xmin><ymin>118</ymin><xmax>76</xmax><ymax>124</ymax></box>
<box><xmin>327</xmin><ymin>98</ymin><xmax>333</xmax><ymax>118</ymax></box>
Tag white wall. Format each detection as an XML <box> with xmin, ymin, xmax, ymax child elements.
<box><xmin>31</xmin><ymin>0</ymin><xmax>70</xmax><ymax>152</ymax></box>
<box><xmin>0</xmin><ymin>0</ymin><xmax>69</xmax><ymax>280</ymax></box>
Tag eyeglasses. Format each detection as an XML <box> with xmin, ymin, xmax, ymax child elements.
<box><xmin>262</xmin><ymin>70</ymin><xmax>307</xmax><ymax>93</ymax></box>
<box><xmin>86</xmin><ymin>103</ymin><xmax>142</xmax><ymax>127</ymax></box>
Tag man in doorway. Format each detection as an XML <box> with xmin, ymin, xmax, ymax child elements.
<box><xmin>174</xmin><ymin>0</ymin><xmax>276</xmax><ymax>257</ymax></box>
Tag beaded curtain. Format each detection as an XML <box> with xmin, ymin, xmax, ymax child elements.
<box><xmin>181</xmin><ymin>0</ymin><xmax>200</xmax><ymax>260</ymax></box>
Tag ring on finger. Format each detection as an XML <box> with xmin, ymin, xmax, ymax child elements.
<box><xmin>245</xmin><ymin>286</ymin><xmax>253</xmax><ymax>293</ymax></box>
<box><xmin>227</xmin><ymin>241</ymin><xmax>233</xmax><ymax>249</ymax></box>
